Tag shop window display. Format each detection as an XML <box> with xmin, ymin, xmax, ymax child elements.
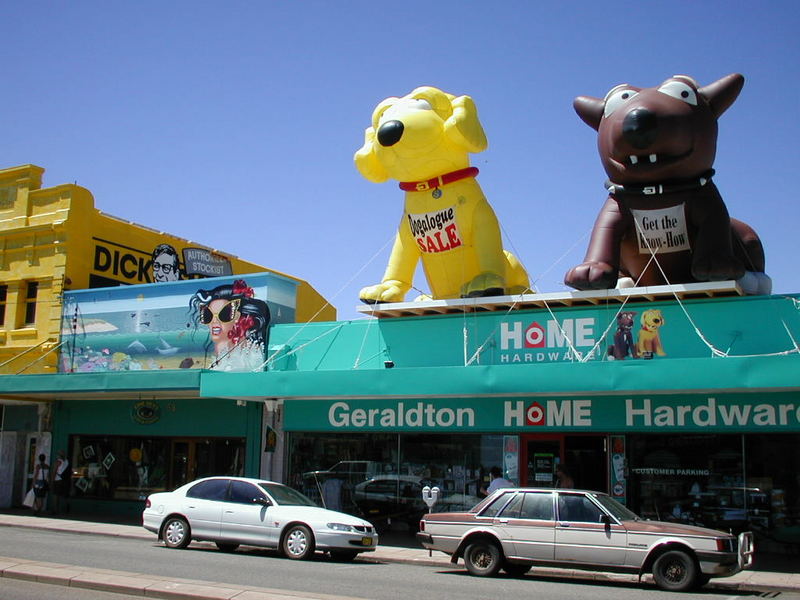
<box><xmin>69</xmin><ymin>435</ymin><xmax>245</xmax><ymax>500</ymax></box>
<box><xmin>742</xmin><ymin>434</ymin><xmax>800</xmax><ymax>550</ymax></box>
<box><xmin>287</xmin><ymin>432</ymin><xmax>515</xmax><ymax>532</ymax></box>
<box><xmin>628</xmin><ymin>433</ymin><xmax>799</xmax><ymax>549</ymax></box>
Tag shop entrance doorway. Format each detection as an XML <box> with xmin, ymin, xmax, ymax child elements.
<box><xmin>169</xmin><ymin>437</ymin><xmax>246</xmax><ymax>489</ymax></box>
<box><xmin>521</xmin><ymin>434</ymin><xmax>607</xmax><ymax>492</ymax></box>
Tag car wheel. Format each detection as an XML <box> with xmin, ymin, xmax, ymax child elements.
<box><xmin>162</xmin><ymin>517</ymin><xmax>191</xmax><ymax>549</ymax></box>
<box><xmin>330</xmin><ymin>550</ymin><xmax>359</xmax><ymax>562</ymax></box>
<box><xmin>652</xmin><ymin>549</ymin><xmax>698</xmax><ymax>592</ymax></box>
<box><xmin>216</xmin><ymin>542</ymin><xmax>240</xmax><ymax>553</ymax></box>
<box><xmin>463</xmin><ymin>540</ymin><xmax>502</xmax><ymax>577</ymax></box>
<box><xmin>503</xmin><ymin>561</ymin><xmax>531</xmax><ymax>577</ymax></box>
<box><xmin>283</xmin><ymin>524</ymin><xmax>315</xmax><ymax>560</ymax></box>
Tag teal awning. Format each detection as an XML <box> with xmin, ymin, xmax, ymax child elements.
<box><xmin>2</xmin><ymin>354</ymin><xmax>797</xmax><ymax>405</ymax></box>
<box><xmin>0</xmin><ymin>370</ymin><xmax>204</xmax><ymax>402</ymax></box>
<box><xmin>199</xmin><ymin>354</ymin><xmax>800</xmax><ymax>401</ymax></box>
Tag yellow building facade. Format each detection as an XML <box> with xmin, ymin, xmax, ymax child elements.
<box><xmin>0</xmin><ymin>164</ymin><xmax>334</xmax><ymax>374</ymax></box>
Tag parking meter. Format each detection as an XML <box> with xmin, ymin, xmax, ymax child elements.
<box><xmin>421</xmin><ymin>486</ymin><xmax>440</xmax><ymax>557</ymax></box>
<box><xmin>421</xmin><ymin>485</ymin><xmax>440</xmax><ymax>511</ymax></box>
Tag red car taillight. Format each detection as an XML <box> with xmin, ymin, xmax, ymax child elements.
<box><xmin>145</xmin><ymin>498</ymin><xmax>151</xmax><ymax>509</ymax></box>
<box><xmin>716</xmin><ymin>538</ymin><xmax>734</xmax><ymax>552</ymax></box>
<box><xmin>419</xmin><ymin>520</ymin><xmax>425</xmax><ymax>531</ymax></box>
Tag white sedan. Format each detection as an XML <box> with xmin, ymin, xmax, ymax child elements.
<box><xmin>142</xmin><ymin>476</ymin><xmax>378</xmax><ymax>561</ymax></box>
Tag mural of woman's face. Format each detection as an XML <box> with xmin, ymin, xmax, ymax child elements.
<box><xmin>200</xmin><ymin>298</ymin><xmax>240</xmax><ymax>345</ymax></box>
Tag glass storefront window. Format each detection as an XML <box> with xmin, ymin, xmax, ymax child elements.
<box><xmin>628</xmin><ymin>433</ymin><xmax>800</xmax><ymax>549</ymax></box>
<box><xmin>629</xmin><ymin>433</ymin><xmax>738</xmax><ymax>526</ymax></box>
<box><xmin>286</xmin><ymin>432</ymin><xmax>516</xmax><ymax>532</ymax></box>
<box><xmin>68</xmin><ymin>435</ymin><xmax>245</xmax><ymax>500</ymax></box>
<box><xmin>743</xmin><ymin>434</ymin><xmax>800</xmax><ymax>551</ymax></box>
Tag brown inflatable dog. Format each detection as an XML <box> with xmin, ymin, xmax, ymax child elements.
<box><xmin>564</xmin><ymin>74</ymin><xmax>770</xmax><ymax>295</ymax></box>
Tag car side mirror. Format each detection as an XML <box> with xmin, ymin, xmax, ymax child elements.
<box><xmin>600</xmin><ymin>514</ymin><xmax>612</xmax><ymax>526</ymax></box>
<box><xmin>255</xmin><ymin>497</ymin><xmax>272</xmax><ymax>506</ymax></box>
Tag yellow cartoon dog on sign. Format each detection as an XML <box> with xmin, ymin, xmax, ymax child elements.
<box><xmin>355</xmin><ymin>86</ymin><xmax>529</xmax><ymax>303</ymax></box>
<box><xmin>636</xmin><ymin>309</ymin><xmax>667</xmax><ymax>358</ymax></box>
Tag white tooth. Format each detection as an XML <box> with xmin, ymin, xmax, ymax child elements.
<box><xmin>630</xmin><ymin>155</ymin><xmax>638</xmax><ymax>165</ymax></box>
<box><xmin>649</xmin><ymin>154</ymin><xmax>657</xmax><ymax>163</ymax></box>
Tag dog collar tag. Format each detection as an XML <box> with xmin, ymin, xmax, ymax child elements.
<box><xmin>432</xmin><ymin>188</ymin><xmax>442</xmax><ymax>199</ymax></box>
<box><xmin>399</xmin><ymin>167</ymin><xmax>479</xmax><ymax>193</ymax></box>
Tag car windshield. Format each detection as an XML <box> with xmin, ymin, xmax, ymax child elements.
<box><xmin>259</xmin><ymin>482</ymin><xmax>318</xmax><ymax>507</ymax></box>
<box><xmin>591</xmin><ymin>492</ymin><xmax>641</xmax><ymax>521</ymax></box>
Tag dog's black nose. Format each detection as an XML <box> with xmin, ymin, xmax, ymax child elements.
<box><xmin>377</xmin><ymin>120</ymin><xmax>404</xmax><ymax>147</ymax></box>
<box><xmin>622</xmin><ymin>108</ymin><xmax>658</xmax><ymax>149</ymax></box>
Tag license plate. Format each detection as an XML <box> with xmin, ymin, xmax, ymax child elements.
<box><xmin>361</xmin><ymin>537</ymin><xmax>373</xmax><ymax>546</ymax></box>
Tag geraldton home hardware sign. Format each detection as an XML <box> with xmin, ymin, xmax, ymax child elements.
<box><xmin>284</xmin><ymin>393</ymin><xmax>800</xmax><ymax>433</ymax></box>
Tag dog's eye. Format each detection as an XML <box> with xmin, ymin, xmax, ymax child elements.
<box><xmin>409</xmin><ymin>98</ymin><xmax>433</xmax><ymax>110</ymax></box>
<box><xmin>374</xmin><ymin>107</ymin><xmax>391</xmax><ymax>126</ymax></box>
<box><xmin>657</xmin><ymin>81</ymin><xmax>698</xmax><ymax>106</ymax></box>
<box><xmin>603</xmin><ymin>85</ymin><xmax>638</xmax><ymax>118</ymax></box>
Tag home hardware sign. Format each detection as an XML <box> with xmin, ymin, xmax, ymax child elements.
<box><xmin>284</xmin><ymin>393</ymin><xmax>800</xmax><ymax>433</ymax></box>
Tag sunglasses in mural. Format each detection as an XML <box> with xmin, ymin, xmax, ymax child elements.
<box><xmin>189</xmin><ymin>281</ymin><xmax>270</xmax><ymax>371</ymax></box>
<box><xmin>199</xmin><ymin>299</ymin><xmax>241</xmax><ymax>324</ymax></box>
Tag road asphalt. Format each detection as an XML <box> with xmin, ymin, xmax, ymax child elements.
<box><xmin>0</xmin><ymin>511</ymin><xmax>797</xmax><ymax>600</ymax></box>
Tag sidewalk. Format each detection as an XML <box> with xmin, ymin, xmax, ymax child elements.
<box><xmin>0</xmin><ymin>511</ymin><xmax>798</xmax><ymax>599</ymax></box>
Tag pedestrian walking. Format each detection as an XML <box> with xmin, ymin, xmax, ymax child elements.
<box><xmin>53</xmin><ymin>449</ymin><xmax>71</xmax><ymax>514</ymax></box>
<box><xmin>32</xmin><ymin>454</ymin><xmax>50</xmax><ymax>515</ymax></box>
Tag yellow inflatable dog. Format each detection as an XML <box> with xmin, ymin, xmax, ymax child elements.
<box><xmin>355</xmin><ymin>86</ymin><xmax>529</xmax><ymax>303</ymax></box>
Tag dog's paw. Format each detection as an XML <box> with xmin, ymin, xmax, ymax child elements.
<box><xmin>737</xmin><ymin>271</ymin><xmax>772</xmax><ymax>296</ymax></box>
<box><xmin>564</xmin><ymin>262</ymin><xmax>617</xmax><ymax>290</ymax></box>
<box><xmin>460</xmin><ymin>272</ymin><xmax>505</xmax><ymax>298</ymax></box>
<box><xmin>359</xmin><ymin>280</ymin><xmax>409</xmax><ymax>304</ymax></box>
<box><xmin>691</xmin><ymin>253</ymin><xmax>745</xmax><ymax>282</ymax></box>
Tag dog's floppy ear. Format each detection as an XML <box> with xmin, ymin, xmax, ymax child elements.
<box><xmin>409</xmin><ymin>87</ymin><xmax>454</xmax><ymax>120</ymax></box>
<box><xmin>698</xmin><ymin>73</ymin><xmax>744</xmax><ymax>119</ymax></box>
<box><xmin>445</xmin><ymin>95</ymin><xmax>488</xmax><ymax>153</ymax></box>
<box><xmin>354</xmin><ymin>127</ymin><xmax>389</xmax><ymax>183</ymax></box>
<box><xmin>574</xmin><ymin>96</ymin><xmax>604</xmax><ymax>131</ymax></box>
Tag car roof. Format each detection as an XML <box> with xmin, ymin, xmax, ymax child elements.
<box><xmin>185</xmin><ymin>476</ymin><xmax>281</xmax><ymax>486</ymax></box>
<box><xmin>363</xmin><ymin>475</ymin><xmax>421</xmax><ymax>482</ymax></box>
<box><xmin>491</xmin><ymin>487</ymin><xmax>600</xmax><ymax>494</ymax></box>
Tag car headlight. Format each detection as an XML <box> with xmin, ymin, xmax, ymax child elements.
<box><xmin>327</xmin><ymin>522</ymin><xmax>357</xmax><ymax>532</ymax></box>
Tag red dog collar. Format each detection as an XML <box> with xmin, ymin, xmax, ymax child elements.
<box><xmin>399</xmin><ymin>167</ymin><xmax>479</xmax><ymax>192</ymax></box>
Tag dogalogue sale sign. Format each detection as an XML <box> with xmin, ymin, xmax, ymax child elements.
<box><xmin>284</xmin><ymin>393</ymin><xmax>800</xmax><ymax>433</ymax></box>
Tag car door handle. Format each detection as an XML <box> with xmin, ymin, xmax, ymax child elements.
<box><xmin>559</xmin><ymin>522</ymin><xmax>570</xmax><ymax>527</ymax></box>
<box><xmin>495</xmin><ymin>519</ymin><xmax>509</xmax><ymax>524</ymax></box>
<box><xmin>225</xmin><ymin>510</ymin><xmax>234</xmax><ymax>514</ymax></box>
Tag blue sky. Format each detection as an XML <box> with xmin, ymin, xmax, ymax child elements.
<box><xmin>4</xmin><ymin>1</ymin><xmax>799</xmax><ymax>321</ymax></box>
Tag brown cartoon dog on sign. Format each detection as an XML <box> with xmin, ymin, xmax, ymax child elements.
<box><xmin>564</xmin><ymin>74</ymin><xmax>770</xmax><ymax>295</ymax></box>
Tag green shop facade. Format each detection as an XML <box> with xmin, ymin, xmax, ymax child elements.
<box><xmin>0</xmin><ymin>370</ymin><xmax>265</xmax><ymax>520</ymax></box>
<box><xmin>1</xmin><ymin>283</ymin><xmax>799</xmax><ymax>551</ymax></box>
<box><xmin>0</xmin><ymin>272</ymin><xmax>298</xmax><ymax>520</ymax></box>
<box><xmin>203</xmin><ymin>285</ymin><xmax>800</xmax><ymax>549</ymax></box>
